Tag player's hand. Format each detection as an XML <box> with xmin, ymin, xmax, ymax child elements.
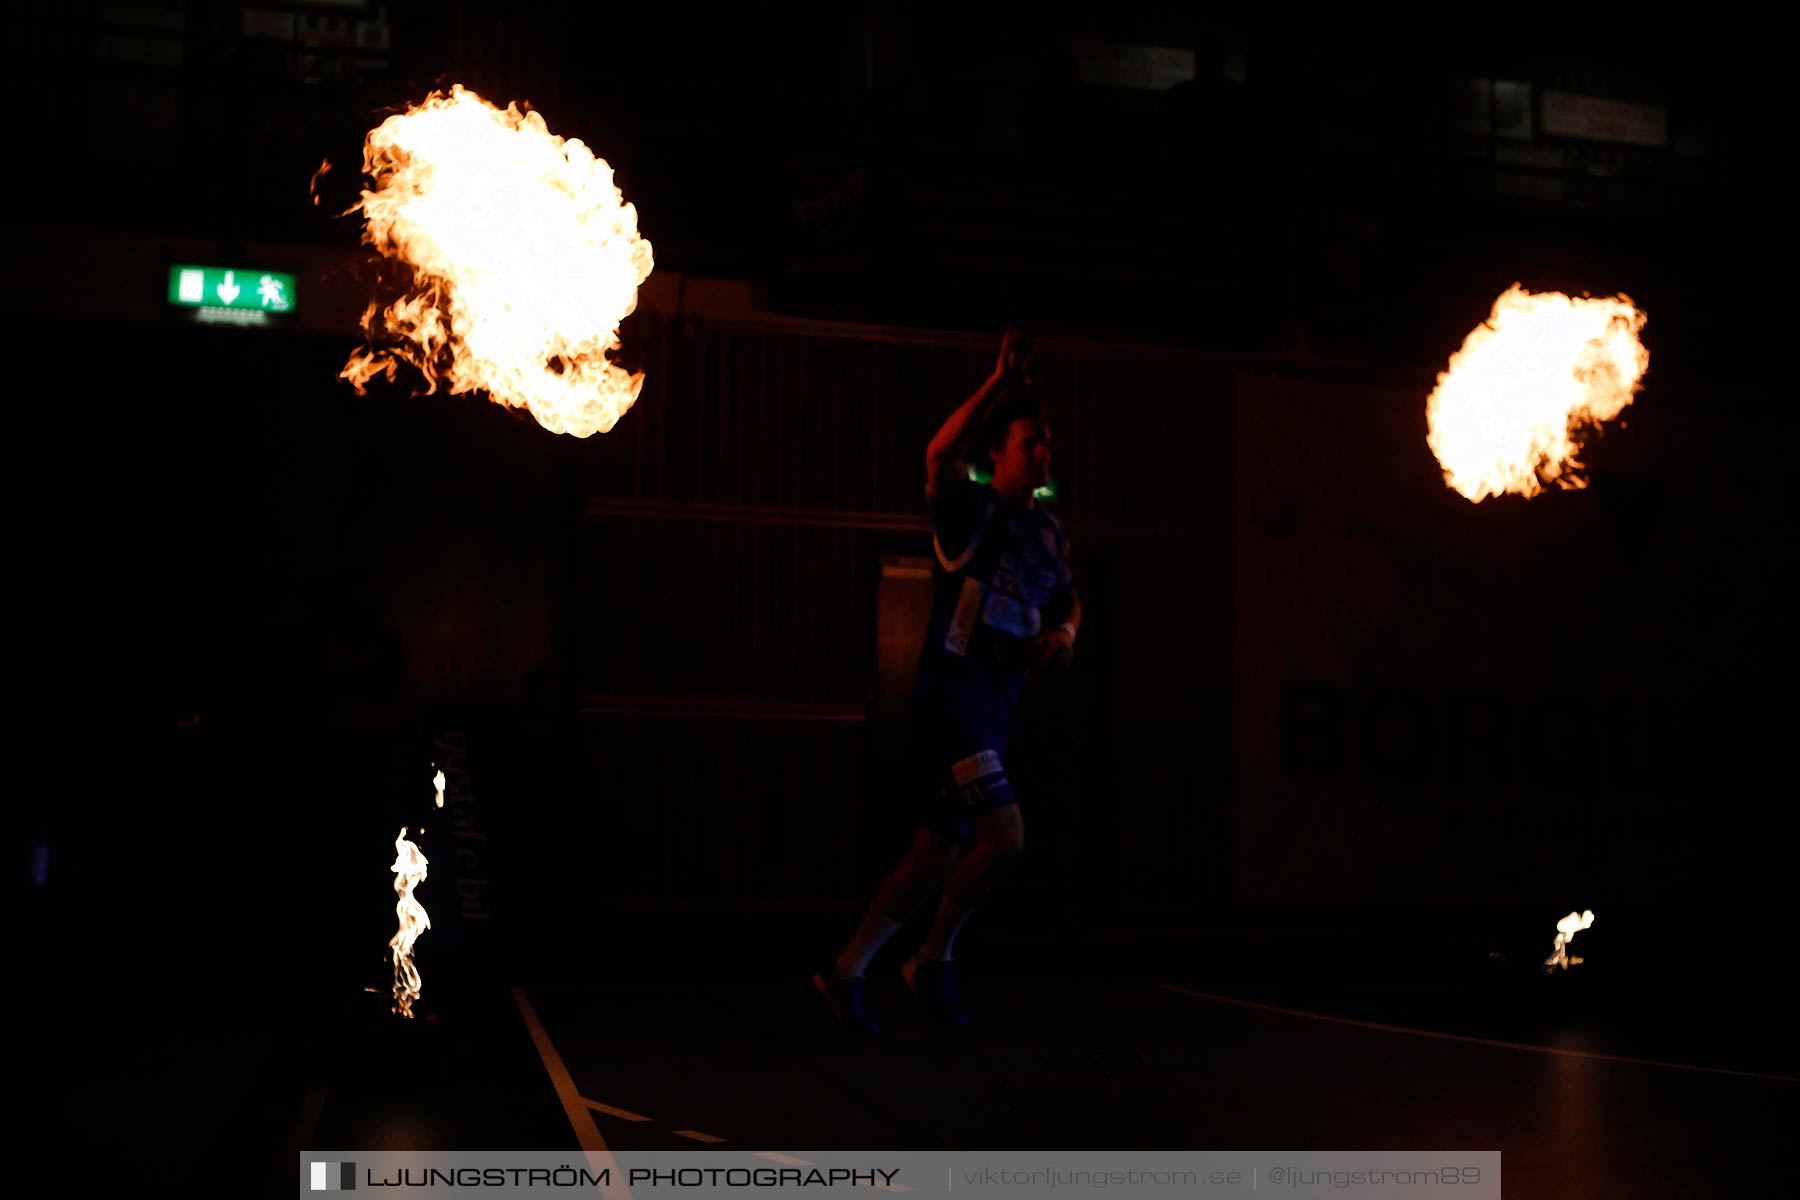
<box><xmin>1033</xmin><ymin>625</ymin><xmax>1075</xmax><ymax>671</ymax></box>
<box><xmin>993</xmin><ymin>328</ymin><xmax>1035</xmax><ymax>386</ymax></box>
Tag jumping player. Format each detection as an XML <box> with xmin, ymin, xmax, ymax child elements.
<box><xmin>813</xmin><ymin>329</ymin><xmax>1079</xmax><ymax>1035</ymax></box>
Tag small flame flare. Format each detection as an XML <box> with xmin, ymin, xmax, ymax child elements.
<box><xmin>308</xmin><ymin>157</ymin><xmax>331</xmax><ymax>207</ymax></box>
<box><xmin>433</xmin><ymin>768</ymin><xmax>446</xmax><ymax>809</ymax></box>
<box><xmin>340</xmin><ymin>85</ymin><xmax>654</xmax><ymax>437</ymax></box>
<box><xmin>1546</xmin><ymin>909</ymin><xmax>1595</xmax><ymax>971</ymax></box>
<box><xmin>1427</xmin><ymin>286</ymin><xmax>1648</xmax><ymax>502</ymax></box>
<box><xmin>388</xmin><ymin>826</ymin><xmax>431</xmax><ymax>1017</ymax></box>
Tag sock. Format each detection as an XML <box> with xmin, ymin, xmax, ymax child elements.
<box><xmin>832</xmin><ymin>911</ymin><xmax>905</xmax><ymax>979</ymax></box>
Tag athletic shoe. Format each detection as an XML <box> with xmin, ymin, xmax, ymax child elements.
<box><xmin>902</xmin><ymin>955</ymin><xmax>969</xmax><ymax>1029</ymax></box>
<box><xmin>810</xmin><ymin>969</ymin><xmax>880</xmax><ymax>1038</ymax></box>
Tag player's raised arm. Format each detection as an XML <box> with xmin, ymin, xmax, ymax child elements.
<box><xmin>925</xmin><ymin>329</ymin><xmax>1035</xmax><ymax>500</ymax></box>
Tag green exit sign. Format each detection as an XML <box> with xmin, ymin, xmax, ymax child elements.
<box><xmin>167</xmin><ymin>265</ymin><xmax>297</xmax><ymax>321</ymax></box>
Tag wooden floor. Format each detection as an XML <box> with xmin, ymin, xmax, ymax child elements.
<box><xmin>29</xmin><ymin>909</ymin><xmax>1794</xmax><ymax>1199</ymax></box>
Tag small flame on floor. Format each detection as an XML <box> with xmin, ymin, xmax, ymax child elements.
<box><xmin>433</xmin><ymin>768</ymin><xmax>445</xmax><ymax>809</ymax></box>
<box><xmin>1546</xmin><ymin>909</ymin><xmax>1595</xmax><ymax>971</ymax></box>
<box><xmin>388</xmin><ymin>827</ymin><xmax>431</xmax><ymax>1017</ymax></box>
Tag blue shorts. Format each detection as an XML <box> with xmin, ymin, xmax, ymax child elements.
<box><xmin>911</xmin><ymin>674</ymin><xmax>1022</xmax><ymax>842</ymax></box>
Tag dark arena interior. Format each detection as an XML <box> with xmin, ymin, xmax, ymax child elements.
<box><xmin>12</xmin><ymin>7</ymin><xmax>1795</xmax><ymax>1198</ymax></box>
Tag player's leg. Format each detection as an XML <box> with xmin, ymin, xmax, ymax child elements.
<box><xmin>813</xmin><ymin>818</ymin><xmax>962</xmax><ymax>1036</ymax></box>
<box><xmin>915</xmin><ymin>801</ymin><xmax>1023</xmax><ymax>965</ymax></box>
<box><xmin>903</xmin><ymin>778</ymin><xmax>1024</xmax><ymax>1029</ymax></box>
<box><xmin>831</xmin><ymin>826</ymin><xmax>961</xmax><ymax>981</ymax></box>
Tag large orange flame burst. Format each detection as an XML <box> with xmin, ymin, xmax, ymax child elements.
<box><xmin>1427</xmin><ymin>286</ymin><xmax>1648</xmax><ymax>501</ymax></box>
<box><xmin>341</xmin><ymin>86</ymin><xmax>654</xmax><ymax>437</ymax></box>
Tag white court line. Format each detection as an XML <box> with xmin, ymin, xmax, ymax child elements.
<box><xmin>583</xmin><ymin>1098</ymin><xmax>653</xmax><ymax>1123</ymax></box>
<box><xmin>516</xmin><ymin>988</ymin><xmax>917</xmax><ymax>1191</ymax></box>
<box><xmin>512</xmin><ymin>986</ymin><xmax>633</xmax><ymax>1200</ymax></box>
<box><xmin>1160</xmin><ymin>983</ymin><xmax>1800</xmax><ymax>1084</ymax></box>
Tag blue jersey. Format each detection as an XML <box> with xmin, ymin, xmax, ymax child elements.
<box><xmin>908</xmin><ymin>471</ymin><xmax>1073</xmax><ymax>838</ymax></box>
<box><xmin>917</xmin><ymin>472</ymin><xmax>1074</xmax><ymax>690</ymax></box>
